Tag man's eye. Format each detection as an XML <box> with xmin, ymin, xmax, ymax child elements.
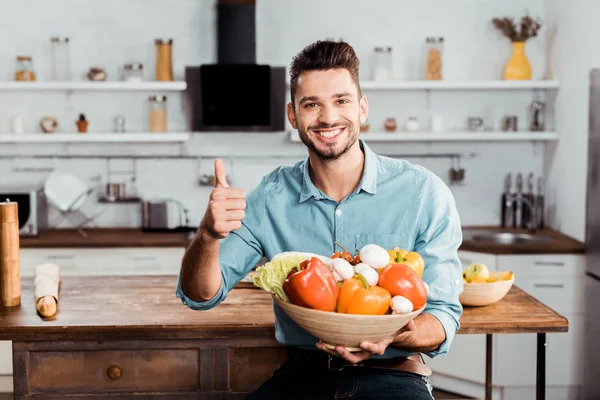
<box><xmin>338</xmin><ymin>99</ymin><xmax>349</xmax><ymax>104</ymax></box>
<box><xmin>304</xmin><ymin>103</ymin><xmax>317</xmax><ymax>108</ymax></box>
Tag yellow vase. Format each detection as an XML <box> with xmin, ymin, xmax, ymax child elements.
<box><xmin>503</xmin><ymin>41</ymin><xmax>532</xmax><ymax>80</ymax></box>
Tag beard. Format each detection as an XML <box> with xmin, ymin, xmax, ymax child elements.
<box><xmin>297</xmin><ymin>118</ymin><xmax>360</xmax><ymax>161</ymax></box>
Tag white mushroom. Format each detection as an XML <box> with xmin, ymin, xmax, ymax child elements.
<box><xmin>359</xmin><ymin>244</ymin><xmax>390</xmax><ymax>269</ymax></box>
<box><xmin>354</xmin><ymin>263</ymin><xmax>379</xmax><ymax>286</ymax></box>
<box><xmin>328</xmin><ymin>258</ymin><xmax>355</xmax><ymax>281</ymax></box>
<box><xmin>390</xmin><ymin>296</ymin><xmax>414</xmax><ymax>314</ymax></box>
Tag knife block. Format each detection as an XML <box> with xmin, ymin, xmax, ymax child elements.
<box><xmin>0</xmin><ymin>200</ymin><xmax>21</xmax><ymax>307</ymax></box>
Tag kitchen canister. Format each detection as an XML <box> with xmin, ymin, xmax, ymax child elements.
<box><xmin>0</xmin><ymin>199</ymin><xmax>21</xmax><ymax>307</ymax></box>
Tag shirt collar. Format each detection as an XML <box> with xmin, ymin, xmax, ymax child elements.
<box><xmin>298</xmin><ymin>139</ymin><xmax>378</xmax><ymax>203</ymax></box>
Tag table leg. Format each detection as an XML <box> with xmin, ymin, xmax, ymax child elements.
<box><xmin>536</xmin><ymin>333</ymin><xmax>546</xmax><ymax>400</ymax></box>
<box><xmin>486</xmin><ymin>334</ymin><xmax>493</xmax><ymax>400</ymax></box>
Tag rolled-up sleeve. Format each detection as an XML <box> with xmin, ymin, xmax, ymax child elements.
<box><xmin>414</xmin><ymin>175</ymin><xmax>463</xmax><ymax>358</ymax></box>
<box><xmin>176</xmin><ymin>181</ymin><xmax>266</xmax><ymax>311</ymax></box>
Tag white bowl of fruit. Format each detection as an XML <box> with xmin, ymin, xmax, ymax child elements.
<box><xmin>459</xmin><ymin>263</ymin><xmax>515</xmax><ymax>307</ymax></box>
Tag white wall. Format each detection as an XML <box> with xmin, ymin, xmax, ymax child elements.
<box><xmin>0</xmin><ymin>0</ymin><xmax>553</xmax><ymax>231</ymax></box>
<box><xmin>544</xmin><ymin>0</ymin><xmax>595</xmax><ymax>242</ymax></box>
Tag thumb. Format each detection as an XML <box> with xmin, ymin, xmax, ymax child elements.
<box><xmin>214</xmin><ymin>158</ymin><xmax>229</xmax><ymax>188</ymax></box>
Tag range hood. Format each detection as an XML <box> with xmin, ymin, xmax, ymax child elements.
<box><xmin>185</xmin><ymin>0</ymin><xmax>286</xmax><ymax>132</ymax></box>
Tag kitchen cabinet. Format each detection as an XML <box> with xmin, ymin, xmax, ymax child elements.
<box><xmin>18</xmin><ymin>247</ymin><xmax>185</xmax><ymax>277</ymax></box>
<box><xmin>426</xmin><ymin>251</ymin><xmax>497</xmax><ymax>382</ymax></box>
<box><xmin>428</xmin><ymin>252</ymin><xmax>586</xmax><ymax>399</ymax></box>
<box><xmin>494</xmin><ymin>254</ymin><xmax>585</xmax><ymax>389</ymax></box>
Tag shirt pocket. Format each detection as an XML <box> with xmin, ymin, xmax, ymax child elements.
<box><xmin>354</xmin><ymin>233</ymin><xmax>407</xmax><ymax>251</ymax></box>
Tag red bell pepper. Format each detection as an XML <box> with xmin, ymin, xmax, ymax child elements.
<box><xmin>282</xmin><ymin>257</ymin><xmax>339</xmax><ymax>312</ymax></box>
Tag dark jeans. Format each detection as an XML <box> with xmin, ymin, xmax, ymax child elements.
<box><xmin>245</xmin><ymin>362</ymin><xmax>434</xmax><ymax>400</ymax></box>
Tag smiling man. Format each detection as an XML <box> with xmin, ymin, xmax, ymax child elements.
<box><xmin>177</xmin><ymin>40</ymin><xmax>463</xmax><ymax>399</ymax></box>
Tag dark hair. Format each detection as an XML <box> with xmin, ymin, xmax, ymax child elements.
<box><xmin>289</xmin><ymin>40</ymin><xmax>361</xmax><ymax>104</ymax></box>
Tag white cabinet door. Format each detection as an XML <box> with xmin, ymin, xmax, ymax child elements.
<box><xmin>497</xmin><ymin>254</ymin><xmax>585</xmax><ymax>277</ymax></box>
<box><xmin>427</xmin><ymin>250</ymin><xmax>497</xmax><ymax>383</ymax></box>
<box><xmin>427</xmin><ymin>334</ymin><xmax>488</xmax><ymax>384</ymax></box>
<box><xmin>517</xmin><ymin>276</ymin><xmax>585</xmax><ymax>315</ymax></box>
<box><xmin>19</xmin><ymin>247</ymin><xmax>185</xmax><ymax>277</ymax></box>
<box><xmin>494</xmin><ymin>315</ymin><xmax>584</xmax><ymax>387</ymax></box>
<box><xmin>0</xmin><ymin>341</ymin><xmax>11</xmax><ymax>374</ymax></box>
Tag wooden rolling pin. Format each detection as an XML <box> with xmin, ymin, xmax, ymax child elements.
<box><xmin>0</xmin><ymin>199</ymin><xmax>20</xmax><ymax>307</ymax></box>
<box><xmin>34</xmin><ymin>263</ymin><xmax>60</xmax><ymax>317</ymax></box>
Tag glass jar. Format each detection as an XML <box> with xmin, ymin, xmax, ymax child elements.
<box><xmin>425</xmin><ymin>37</ymin><xmax>444</xmax><ymax>80</ymax></box>
<box><xmin>123</xmin><ymin>63</ymin><xmax>144</xmax><ymax>82</ymax></box>
<box><xmin>148</xmin><ymin>95</ymin><xmax>167</xmax><ymax>132</ymax></box>
<box><xmin>51</xmin><ymin>37</ymin><xmax>71</xmax><ymax>81</ymax></box>
<box><xmin>373</xmin><ymin>47</ymin><xmax>393</xmax><ymax>81</ymax></box>
<box><xmin>155</xmin><ymin>39</ymin><xmax>173</xmax><ymax>81</ymax></box>
<box><xmin>15</xmin><ymin>56</ymin><xmax>36</xmax><ymax>81</ymax></box>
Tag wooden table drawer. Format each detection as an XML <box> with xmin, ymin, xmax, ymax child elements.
<box><xmin>28</xmin><ymin>349</ymin><xmax>199</xmax><ymax>393</ymax></box>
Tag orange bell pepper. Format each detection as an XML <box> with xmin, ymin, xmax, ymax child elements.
<box><xmin>282</xmin><ymin>257</ymin><xmax>339</xmax><ymax>312</ymax></box>
<box><xmin>387</xmin><ymin>247</ymin><xmax>425</xmax><ymax>277</ymax></box>
<box><xmin>337</xmin><ymin>274</ymin><xmax>391</xmax><ymax>315</ymax></box>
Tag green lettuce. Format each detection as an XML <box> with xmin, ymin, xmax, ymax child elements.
<box><xmin>252</xmin><ymin>252</ymin><xmax>330</xmax><ymax>302</ymax></box>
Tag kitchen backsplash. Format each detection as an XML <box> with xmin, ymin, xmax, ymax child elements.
<box><xmin>0</xmin><ymin>0</ymin><xmax>551</xmax><ymax>230</ymax></box>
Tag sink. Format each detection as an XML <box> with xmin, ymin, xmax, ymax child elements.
<box><xmin>465</xmin><ymin>231</ymin><xmax>553</xmax><ymax>245</ymax></box>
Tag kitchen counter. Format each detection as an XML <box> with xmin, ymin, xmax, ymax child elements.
<box><xmin>20</xmin><ymin>226</ymin><xmax>585</xmax><ymax>254</ymax></box>
<box><xmin>0</xmin><ymin>276</ymin><xmax>567</xmax><ymax>399</ymax></box>
<box><xmin>20</xmin><ymin>228</ymin><xmax>193</xmax><ymax>249</ymax></box>
<box><xmin>459</xmin><ymin>225</ymin><xmax>585</xmax><ymax>254</ymax></box>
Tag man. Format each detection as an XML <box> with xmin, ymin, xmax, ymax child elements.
<box><xmin>177</xmin><ymin>40</ymin><xmax>463</xmax><ymax>399</ymax></box>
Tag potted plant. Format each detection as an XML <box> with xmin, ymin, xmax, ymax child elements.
<box><xmin>492</xmin><ymin>15</ymin><xmax>542</xmax><ymax>80</ymax></box>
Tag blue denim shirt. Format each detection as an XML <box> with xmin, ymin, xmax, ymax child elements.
<box><xmin>176</xmin><ymin>140</ymin><xmax>463</xmax><ymax>359</ymax></box>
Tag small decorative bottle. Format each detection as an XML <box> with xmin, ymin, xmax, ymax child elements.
<box><xmin>76</xmin><ymin>114</ymin><xmax>89</xmax><ymax>133</ymax></box>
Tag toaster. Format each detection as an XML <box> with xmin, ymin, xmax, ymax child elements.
<box><xmin>0</xmin><ymin>186</ymin><xmax>48</xmax><ymax>236</ymax></box>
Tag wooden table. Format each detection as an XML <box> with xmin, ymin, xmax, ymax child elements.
<box><xmin>0</xmin><ymin>276</ymin><xmax>567</xmax><ymax>399</ymax></box>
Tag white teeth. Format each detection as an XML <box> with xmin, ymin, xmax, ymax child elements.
<box><xmin>316</xmin><ymin>128</ymin><xmax>342</xmax><ymax>138</ymax></box>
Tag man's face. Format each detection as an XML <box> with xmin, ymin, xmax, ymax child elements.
<box><xmin>287</xmin><ymin>68</ymin><xmax>368</xmax><ymax>161</ymax></box>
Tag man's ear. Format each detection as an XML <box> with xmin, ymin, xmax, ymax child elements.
<box><xmin>359</xmin><ymin>95</ymin><xmax>369</xmax><ymax>124</ymax></box>
<box><xmin>287</xmin><ymin>102</ymin><xmax>298</xmax><ymax>129</ymax></box>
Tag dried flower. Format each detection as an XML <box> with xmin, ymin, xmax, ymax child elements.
<box><xmin>492</xmin><ymin>15</ymin><xmax>542</xmax><ymax>42</ymax></box>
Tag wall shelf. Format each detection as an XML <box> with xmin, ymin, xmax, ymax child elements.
<box><xmin>289</xmin><ymin>131</ymin><xmax>559</xmax><ymax>142</ymax></box>
<box><xmin>357</xmin><ymin>80</ymin><xmax>560</xmax><ymax>90</ymax></box>
<box><xmin>0</xmin><ymin>133</ymin><xmax>191</xmax><ymax>143</ymax></box>
<box><xmin>0</xmin><ymin>81</ymin><xmax>186</xmax><ymax>91</ymax></box>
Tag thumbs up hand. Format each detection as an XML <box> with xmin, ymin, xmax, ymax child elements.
<box><xmin>200</xmin><ymin>159</ymin><xmax>246</xmax><ymax>240</ymax></box>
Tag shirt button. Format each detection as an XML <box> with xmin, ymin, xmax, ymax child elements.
<box><xmin>336</xmin><ymin>209</ymin><xmax>342</xmax><ymax>216</ymax></box>
<box><xmin>454</xmin><ymin>278</ymin><xmax>460</xmax><ymax>285</ymax></box>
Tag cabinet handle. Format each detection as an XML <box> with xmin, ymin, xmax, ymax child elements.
<box><xmin>129</xmin><ymin>255</ymin><xmax>158</xmax><ymax>261</ymax></box>
<box><xmin>107</xmin><ymin>365</ymin><xmax>122</xmax><ymax>380</ymax></box>
<box><xmin>533</xmin><ymin>283</ymin><xmax>565</xmax><ymax>289</ymax></box>
<box><xmin>534</xmin><ymin>261</ymin><xmax>565</xmax><ymax>267</ymax></box>
<box><xmin>46</xmin><ymin>254</ymin><xmax>75</xmax><ymax>260</ymax></box>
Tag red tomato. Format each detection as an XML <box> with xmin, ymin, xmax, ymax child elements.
<box><xmin>378</xmin><ymin>263</ymin><xmax>428</xmax><ymax>310</ymax></box>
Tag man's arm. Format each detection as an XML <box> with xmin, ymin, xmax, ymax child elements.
<box><xmin>177</xmin><ymin>159</ymin><xmax>265</xmax><ymax>309</ymax></box>
<box><xmin>394</xmin><ymin>173</ymin><xmax>463</xmax><ymax>356</ymax></box>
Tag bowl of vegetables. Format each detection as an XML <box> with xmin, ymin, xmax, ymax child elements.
<box><xmin>459</xmin><ymin>263</ymin><xmax>515</xmax><ymax>307</ymax></box>
<box><xmin>252</xmin><ymin>244</ymin><xmax>429</xmax><ymax>351</ymax></box>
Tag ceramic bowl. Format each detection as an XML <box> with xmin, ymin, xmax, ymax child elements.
<box><xmin>273</xmin><ymin>295</ymin><xmax>425</xmax><ymax>352</ymax></box>
<box><xmin>459</xmin><ymin>276</ymin><xmax>515</xmax><ymax>307</ymax></box>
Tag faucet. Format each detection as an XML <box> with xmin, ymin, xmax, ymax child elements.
<box><xmin>504</xmin><ymin>193</ymin><xmax>537</xmax><ymax>232</ymax></box>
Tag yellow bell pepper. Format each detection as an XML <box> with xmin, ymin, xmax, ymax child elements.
<box><xmin>387</xmin><ymin>247</ymin><xmax>425</xmax><ymax>277</ymax></box>
<box><xmin>337</xmin><ymin>274</ymin><xmax>391</xmax><ymax>315</ymax></box>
